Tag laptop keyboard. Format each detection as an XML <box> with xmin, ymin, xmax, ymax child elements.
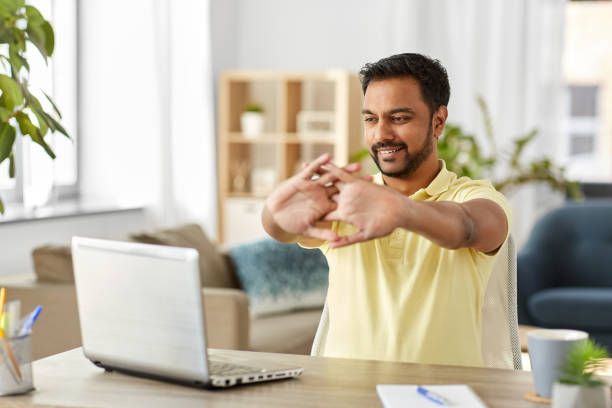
<box><xmin>209</xmin><ymin>361</ymin><xmax>266</xmax><ymax>376</ymax></box>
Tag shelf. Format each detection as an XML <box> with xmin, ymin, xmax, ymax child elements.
<box><xmin>217</xmin><ymin>70</ymin><xmax>364</xmax><ymax>245</ymax></box>
<box><xmin>226</xmin><ymin>132</ymin><xmax>337</xmax><ymax>145</ymax></box>
<box><xmin>285</xmin><ymin>133</ymin><xmax>336</xmax><ymax>144</ymax></box>
<box><xmin>226</xmin><ymin>192</ymin><xmax>268</xmax><ymax>199</ymax></box>
<box><xmin>227</xmin><ymin>132</ymin><xmax>284</xmax><ymax>143</ymax></box>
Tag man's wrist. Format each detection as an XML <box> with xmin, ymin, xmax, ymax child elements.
<box><xmin>394</xmin><ymin>192</ymin><xmax>417</xmax><ymax>232</ymax></box>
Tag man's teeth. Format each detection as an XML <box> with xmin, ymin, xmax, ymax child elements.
<box><xmin>380</xmin><ymin>148</ymin><xmax>402</xmax><ymax>154</ymax></box>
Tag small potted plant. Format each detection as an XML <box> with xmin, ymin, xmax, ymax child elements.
<box><xmin>240</xmin><ymin>102</ymin><xmax>265</xmax><ymax>139</ymax></box>
<box><xmin>552</xmin><ymin>339</ymin><xmax>610</xmax><ymax>408</ymax></box>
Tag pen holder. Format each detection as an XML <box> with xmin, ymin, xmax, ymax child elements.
<box><xmin>0</xmin><ymin>334</ymin><xmax>34</xmax><ymax>396</ymax></box>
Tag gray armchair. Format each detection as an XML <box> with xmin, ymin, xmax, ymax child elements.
<box><xmin>517</xmin><ymin>201</ymin><xmax>612</xmax><ymax>350</ymax></box>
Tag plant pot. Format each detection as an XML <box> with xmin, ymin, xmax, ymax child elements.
<box><xmin>240</xmin><ymin>112</ymin><xmax>265</xmax><ymax>139</ymax></box>
<box><xmin>552</xmin><ymin>381</ymin><xmax>610</xmax><ymax>408</ymax></box>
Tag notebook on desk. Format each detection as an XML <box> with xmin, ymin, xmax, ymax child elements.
<box><xmin>71</xmin><ymin>236</ymin><xmax>303</xmax><ymax>388</ymax></box>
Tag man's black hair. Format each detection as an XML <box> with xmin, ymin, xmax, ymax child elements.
<box><xmin>359</xmin><ymin>53</ymin><xmax>450</xmax><ymax>116</ymax></box>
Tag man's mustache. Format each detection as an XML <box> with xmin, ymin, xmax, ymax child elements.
<box><xmin>371</xmin><ymin>142</ymin><xmax>408</xmax><ymax>153</ymax></box>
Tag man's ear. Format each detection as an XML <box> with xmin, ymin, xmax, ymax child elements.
<box><xmin>432</xmin><ymin>106</ymin><xmax>448</xmax><ymax>139</ymax></box>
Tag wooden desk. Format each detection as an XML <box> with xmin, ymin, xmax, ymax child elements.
<box><xmin>5</xmin><ymin>348</ymin><xmax>543</xmax><ymax>408</ymax></box>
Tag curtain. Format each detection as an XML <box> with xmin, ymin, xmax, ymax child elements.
<box><xmin>153</xmin><ymin>0</ymin><xmax>217</xmax><ymax>237</ymax></box>
<box><xmin>79</xmin><ymin>0</ymin><xmax>216</xmax><ymax>239</ymax></box>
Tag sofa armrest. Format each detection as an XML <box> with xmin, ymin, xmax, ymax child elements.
<box><xmin>2</xmin><ymin>273</ymin><xmax>81</xmax><ymax>360</ymax></box>
<box><xmin>202</xmin><ymin>287</ymin><xmax>250</xmax><ymax>350</ymax></box>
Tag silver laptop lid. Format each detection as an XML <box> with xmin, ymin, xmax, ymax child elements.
<box><xmin>72</xmin><ymin>236</ymin><xmax>210</xmax><ymax>382</ymax></box>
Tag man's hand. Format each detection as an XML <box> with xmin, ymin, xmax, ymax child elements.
<box><xmin>263</xmin><ymin>153</ymin><xmax>361</xmax><ymax>243</ymax></box>
<box><xmin>321</xmin><ymin>163</ymin><xmax>407</xmax><ymax>248</ymax></box>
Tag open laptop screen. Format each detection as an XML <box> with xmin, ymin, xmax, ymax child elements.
<box><xmin>72</xmin><ymin>237</ymin><xmax>210</xmax><ymax>382</ymax></box>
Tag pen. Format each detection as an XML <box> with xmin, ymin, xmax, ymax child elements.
<box><xmin>417</xmin><ymin>386</ymin><xmax>453</xmax><ymax>406</ymax></box>
<box><xmin>19</xmin><ymin>305</ymin><xmax>42</xmax><ymax>336</ymax></box>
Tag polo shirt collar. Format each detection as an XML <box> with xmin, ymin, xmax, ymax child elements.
<box><xmin>372</xmin><ymin>160</ymin><xmax>456</xmax><ymax>198</ymax></box>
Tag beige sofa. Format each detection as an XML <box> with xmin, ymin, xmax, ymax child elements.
<box><xmin>0</xmin><ymin>225</ymin><xmax>323</xmax><ymax>360</ymax></box>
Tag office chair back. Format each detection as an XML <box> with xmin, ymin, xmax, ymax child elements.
<box><xmin>311</xmin><ymin>235</ymin><xmax>522</xmax><ymax>370</ymax></box>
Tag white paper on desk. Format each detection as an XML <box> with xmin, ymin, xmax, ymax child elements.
<box><xmin>377</xmin><ymin>384</ymin><xmax>487</xmax><ymax>407</ymax></box>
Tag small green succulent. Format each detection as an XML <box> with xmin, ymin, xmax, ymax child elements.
<box><xmin>557</xmin><ymin>339</ymin><xmax>609</xmax><ymax>387</ymax></box>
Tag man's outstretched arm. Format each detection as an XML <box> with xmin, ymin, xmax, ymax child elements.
<box><xmin>321</xmin><ymin>163</ymin><xmax>508</xmax><ymax>253</ymax></box>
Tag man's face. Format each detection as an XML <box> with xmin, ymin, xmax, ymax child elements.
<box><xmin>362</xmin><ymin>77</ymin><xmax>436</xmax><ymax>178</ymax></box>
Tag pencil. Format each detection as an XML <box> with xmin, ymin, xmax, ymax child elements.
<box><xmin>0</xmin><ymin>287</ymin><xmax>5</xmax><ymax>317</ymax></box>
<box><xmin>0</xmin><ymin>327</ymin><xmax>21</xmax><ymax>381</ymax></box>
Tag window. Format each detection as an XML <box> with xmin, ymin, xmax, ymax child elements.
<box><xmin>567</xmin><ymin>85</ymin><xmax>599</xmax><ymax>157</ymax></box>
<box><xmin>562</xmin><ymin>1</ymin><xmax>612</xmax><ymax>184</ymax></box>
<box><xmin>0</xmin><ymin>0</ymin><xmax>78</xmax><ymax>209</ymax></box>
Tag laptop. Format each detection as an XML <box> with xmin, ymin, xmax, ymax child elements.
<box><xmin>71</xmin><ymin>236</ymin><xmax>303</xmax><ymax>388</ymax></box>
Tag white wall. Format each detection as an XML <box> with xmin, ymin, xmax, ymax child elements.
<box><xmin>211</xmin><ymin>0</ymin><xmax>391</xmax><ymax>79</ymax></box>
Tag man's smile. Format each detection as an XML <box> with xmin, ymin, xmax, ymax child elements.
<box><xmin>373</xmin><ymin>144</ymin><xmax>407</xmax><ymax>160</ymax></box>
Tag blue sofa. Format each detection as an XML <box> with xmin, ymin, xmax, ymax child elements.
<box><xmin>517</xmin><ymin>201</ymin><xmax>612</xmax><ymax>350</ymax></box>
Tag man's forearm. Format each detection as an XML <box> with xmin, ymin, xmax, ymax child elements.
<box><xmin>261</xmin><ymin>206</ymin><xmax>300</xmax><ymax>244</ymax></box>
<box><xmin>398</xmin><ymin>197</ymin><xmax>506</xmax><ymax>252</ymax></box>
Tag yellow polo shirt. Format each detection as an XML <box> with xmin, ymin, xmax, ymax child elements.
<box><xmin>313</xmin><ymin>161</ymin><xmax>511</xmax><ymax>367</ymax></box>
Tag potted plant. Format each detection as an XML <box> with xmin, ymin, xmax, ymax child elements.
<box><xmin>552</xmin><ymin>339</ymin><xmax>610</xmax><ymax>408</ymax></box>
<box><xmin>0</xmin><ymin>1</ymin><xmax>69</xmax><ymax>214</ymax></box>
<box><xmin>240</xmin><ymin>102</ymin><xmax>265</xmax><ymax>139</ymax></box>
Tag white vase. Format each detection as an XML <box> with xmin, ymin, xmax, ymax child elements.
<box><xmin>552</xmin><ymin>381</ymin><xmax>610</xmax><ymax>408</ymax></box>
<box><xmin>240</xmin><ymin>112</ymin><xmax>264</xmax><ymax>139</ymax></box>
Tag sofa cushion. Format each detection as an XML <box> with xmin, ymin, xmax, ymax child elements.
<box><xmin>528</xmin><ymin>287</ymin><xmax>612</xmax><ymax>331</ymax></box>
<box><xmin>130</xmin><ymin>224</ymin><xmax>239</xmax><ymax>288</ymax></box>
<box><xmin>32</xmin><ymin>245</ymin><xmax>74</xmax><ymax>283</ymax></box>
<box><xmin>229</xmin><ymin>239</ymin><xmax>328</xmax><ymax>317</ymax></box>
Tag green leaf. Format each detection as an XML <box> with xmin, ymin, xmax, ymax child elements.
<box><xmin>510</xmin><ymin>129</ymin><xmax>538</xmax><ymax>166</ymax></box>
<box><xmin>0</xmin><ymin>0</ymin><xmax>25</xmax><ymax>14</ymax></box>
<box><xmin>0</xmin><ymin>121</ymin><xmax>16</xmax><ymax>163</ymax></box>
<box><xmin>25</xmin><ymin>24</ymin><xmax>47</xmax><ymax>60</ymax></box>
<box><xmin>33</xmin><ymin>110</ymin><xmax>48</xmax><ymax>137</ymax></box>
<box><xmin>0</xmin><ymin>74</ymin><xmax>24</xmax><ymax>109</ymax></box>
<box><xmin>0</xmin><ymin>197</ymin><xmax>4</xmax><ymax>214</ymax></box>
<box><xmin>0</xmin><ymin>106</ymin><xmax>12</xmax><ymax>121</ymax></box>
<box><xmin>16</xmin><ymin>111</ymin><xmax>55</xmax><ymax>158</ymax></box>
<box><xmin>42</xmin><ymin>91</ymin><xmax>61</xmax><ymax>118</ymax></box>
<box><xmin>8</xmin><ymin>151</ymin><xmax>14</xmax><ymax>177</ymax></box>
<box><xmin>559</xmin><ymin>339</ymin><xmax>609</xmax><ymax>386</ymax></box>
<box><xmin>9</xmin><ymin>43</ymin><xmax>29</xmax><ymax>73</ymax></box>
<box><xmin>349</xmin><ymin>149</ymin><xmax>371</xmax><ymax>163</ymax></box>
<box><xmin>15</xmin><ymin>111</ymin><xmax>36</xmax><ymax>137</ymax></box>
<box><xmin>45</xmin><ymin>113</ymin><xmax>69</xmax><ymax>138</ymax></box>
<box><xmin>41</xmin><ymin>21</ymin><xmax>54</xmax><ymax>56</ymax></box>
<box><xmin>25</xmin><ymin>5</ymin><xmax>54</xmax><ymax>59</ymax></box>
<box><xmin>30</xmin><ymin>128</ymin><xmax>55</xmax><ymax>159</ymax></box>
<box><xmin>0</xmin><ymin>24</ymin><xmax>15</xmax><ymax>44</ymax></box>
<box><xmin>24</xmin><ymin>5</ymin><xmax>44</xmax><ymax>22</ymax></box>
<box><xmin>23</xmin><ymin>91</ymin><xmax>68</xmax><ymax>138</ymax></box>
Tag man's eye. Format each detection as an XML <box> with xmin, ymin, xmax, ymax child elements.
<box><xmin>363</xmin><ymin>117</ymin><xmax>376</xmax><ymax>123</ymax></box>
<box><xmin>391</xmin><ymin>116</ymin><xmax>410</xmax><ymax>122</ymax></box>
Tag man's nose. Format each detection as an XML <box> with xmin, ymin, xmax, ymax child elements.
<box><xmin>373</xmin><ymin>120</ymin><xmax>394</xmax><ymax>143</ymax></box>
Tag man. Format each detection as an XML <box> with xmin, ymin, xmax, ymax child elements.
<box><xmin>262</xmin><ymin>53</ymin><xmax>510</xmax><ymax>367</ymax></box>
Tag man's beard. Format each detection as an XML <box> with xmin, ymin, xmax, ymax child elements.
<box><xmin>369</xmin><ymin>124</ymin><xmax>434</xmax><ymax>178</ymax></box>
